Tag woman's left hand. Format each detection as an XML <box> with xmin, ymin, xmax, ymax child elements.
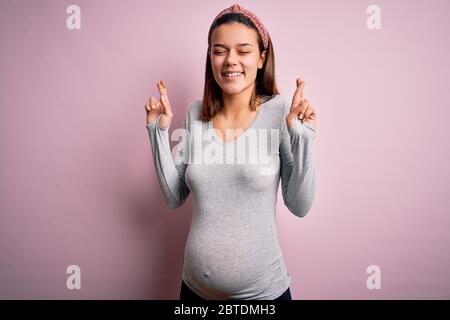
<box><xmin>286</xmin><ymin>78</ymin><xmax>317</xmax><ymax>129</ymax></box>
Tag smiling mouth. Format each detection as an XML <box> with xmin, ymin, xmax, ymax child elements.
<box><xmin>222</xmin><ymin>72</ymin><xmax>244</xmax><ymax>79</ymax></box>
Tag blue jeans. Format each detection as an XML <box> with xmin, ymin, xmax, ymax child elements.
<box><xmin>179</xmin><ymin>280</ymin><xmax>292</xmax><ymax>301</ymax></box>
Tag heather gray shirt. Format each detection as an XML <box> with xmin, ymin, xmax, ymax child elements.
<box><xmin>146</xmin><ymin>94</ymin><xmax>316</xmax><ymax>300</ymax></box>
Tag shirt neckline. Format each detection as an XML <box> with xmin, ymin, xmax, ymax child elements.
<box><xmin>208</xmin><ymin>96</ymin><xmax>272</xmax><ymax>146</ymax></box>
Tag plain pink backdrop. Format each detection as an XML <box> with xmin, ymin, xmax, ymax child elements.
<box><xmin>1</xmin><ymin>0</ymin><xmax>449</xmax><ymax>299</ymax></box>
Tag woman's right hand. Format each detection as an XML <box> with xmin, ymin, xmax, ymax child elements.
<box><xmin>145</xmin><ymin>80</ymin><xmax>174</xmax><ymax>129</ymax></box>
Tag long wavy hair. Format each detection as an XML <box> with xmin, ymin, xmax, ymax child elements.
<box><xmin>200</xmin><ymin>12</ymin><xmax>280</xmax><ymax>121</ymax></box>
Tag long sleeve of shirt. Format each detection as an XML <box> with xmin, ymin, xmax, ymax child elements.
<box><xmin>279</xmin><ymin>100</ymin><xmax>317</xmax><ymax>218</ymax></box>
<box><xmin>145</xmin><ymin>107</ymin><xmax>192</xmax><ymax>209</ymax></box>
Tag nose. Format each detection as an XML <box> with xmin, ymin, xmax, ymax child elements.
<box><xmin>225</xmin><ymin>50</ymin><xmax>239</xmax><ymax>66</ymax></box>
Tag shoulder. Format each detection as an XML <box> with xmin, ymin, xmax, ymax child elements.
<box><xmin>183</xmin><ymin>99</ymin><xmax>202</xmax><ymax>122</ymax></box>
<box><xmin>189</xmin><ymin>99</ymin><xmax>202</xmax><ymax>111</ymax></box>
<box><xmin>260</xmin><ymin>94</ymin><xmax>292</xmax><ymax>123</ymax></box>
<box><xmin>262</xmin><ymin>93</ymin><xmax>291</xmax><ymax>109</ymax></box>
<box><xmin>275</xmin><ymin>94</ymin><xmax>292</xmax><ymax>116</ymax></box>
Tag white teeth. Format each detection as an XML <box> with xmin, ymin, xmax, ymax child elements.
<box><xmin>224</xmin><ymin>72</ymin><xmax>242</xmax><ymax>77</ymax></box>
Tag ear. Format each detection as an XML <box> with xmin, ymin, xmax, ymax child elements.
<box><xmin>258</xmin><ymin>50</ymin><xmax>267</xmax><ymax>69</ymax></box>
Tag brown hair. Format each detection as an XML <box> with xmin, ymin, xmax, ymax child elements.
<box><xmin>200</xmin><ymin>12</ymin><xmax>280</xmax><ymax>121</ymax></box>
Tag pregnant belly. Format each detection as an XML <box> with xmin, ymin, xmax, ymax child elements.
<box><xmin>183</xmin><ymin>226</ymin><xmax>281</xmax><ymax>296</ymax></box>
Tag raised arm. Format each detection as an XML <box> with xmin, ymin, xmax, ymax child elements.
<box><xmin>280</xmin><ymin>78</ymin><xmax>317</xmax><ymax>217</ymax></box>
<box><xmin>144</xmin><ymin>80</ymin><xmax>190</xmax><ymax>209</ymax></box>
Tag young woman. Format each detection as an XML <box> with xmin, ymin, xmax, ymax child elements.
<box><xmin>144</xmin><ymin>4</ymin><xmax>317</xmax><ymax>300</ymax></box>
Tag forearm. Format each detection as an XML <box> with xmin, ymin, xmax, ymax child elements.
<box><xmin>284</xmin><ymin>119</ymin><xmax>317</xmax><ymax>217</ymax></box>
<box><xmin>146</xmin><ymin>115</ymin><xmax>190</xmax><ymax>209</ymax></box>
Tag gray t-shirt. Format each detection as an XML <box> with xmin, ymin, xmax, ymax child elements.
<box><xmin>146</xmin><ymin>94</ymin><xmax>316</xmax><ymax>299</ymax></box>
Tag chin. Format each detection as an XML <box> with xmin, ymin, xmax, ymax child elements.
<box><xmin>219</xmin><ymin>80</ymin><xmax>252</xmax><ymax>94</ymax></box>
<box><xmin>221</xmin><ymin>86</ymin><xmax>246</xmax><ymax>95</ymax></box>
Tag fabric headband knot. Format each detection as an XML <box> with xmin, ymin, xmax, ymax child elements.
<box><xmin>209</xmin><ymin>4</ymin><xmax>269</xmax><ymax>51</ymax></box>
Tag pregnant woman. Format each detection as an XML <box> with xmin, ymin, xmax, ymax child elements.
<box><xmin>144</xmin><ymin>4</ymin><xmax>317</xmax><ymax>300</ymax></box>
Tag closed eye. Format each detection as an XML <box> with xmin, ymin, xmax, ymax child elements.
<box><xmin>213</xmin><ymin>51</ymin><xmax>251</xmax><ymax>55</ymax></box>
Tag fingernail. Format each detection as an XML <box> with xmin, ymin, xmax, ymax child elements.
<box><xmin>299</xmin><ymin>113</ymin><xmax>303</xmax><ymax>119</ymax></box>
<box><xmin>161</xmin><ymin>94</ymin><xmax>165</xmax><ymax>101</ymax></box>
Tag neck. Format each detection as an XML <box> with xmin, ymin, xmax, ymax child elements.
<box><xmin>221</xmin><ymin>85</ymin><xmax>260</xmax><ymax>121</ymax></box>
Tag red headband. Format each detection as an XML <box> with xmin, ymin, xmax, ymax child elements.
<box><xmin>209</xmin><ymin>4</ymin><xmax>269</xmax><ymax>51</ymax></box>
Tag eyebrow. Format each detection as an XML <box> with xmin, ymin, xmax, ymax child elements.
<box><xmin>212</xmin><ymin>43</ymin><xmax>253</xmax><ymax>48</ymax></box>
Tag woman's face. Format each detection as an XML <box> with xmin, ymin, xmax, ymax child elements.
<box><xmin>210</xmin><ymin>22</ymin><xmax>266</xmax><ymax>96</ymax></box>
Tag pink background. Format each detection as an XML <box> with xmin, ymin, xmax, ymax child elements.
<box><xmin>1</xmin><ymin>0</ymin><xmax>449</xmax><ymax>299</ymax></box>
